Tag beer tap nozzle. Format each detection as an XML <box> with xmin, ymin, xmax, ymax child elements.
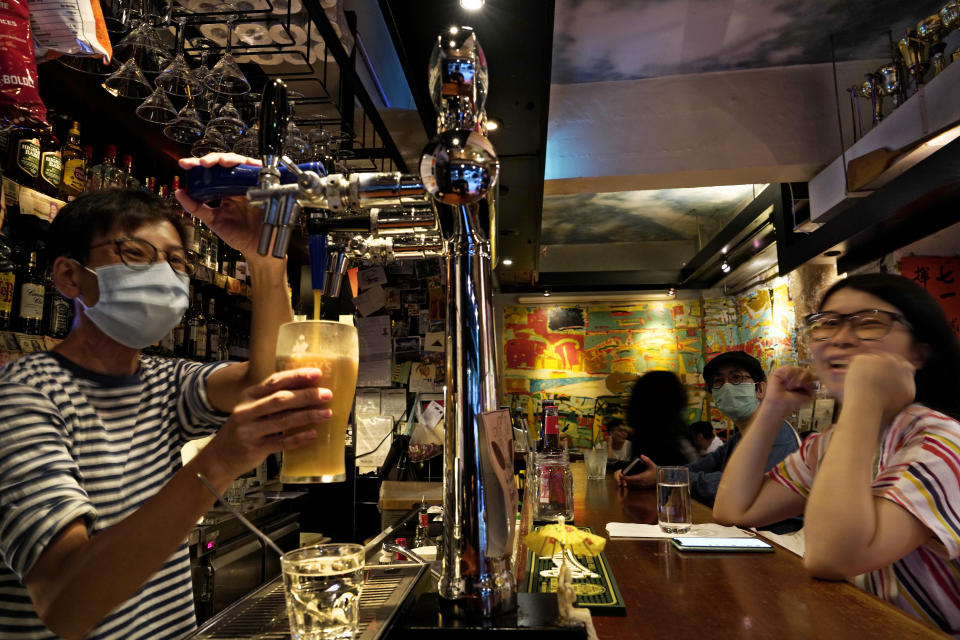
<box><xmin>272</xmin><ymin>195</ymin><xmax>301</xmax><ymax>259</ymax></box>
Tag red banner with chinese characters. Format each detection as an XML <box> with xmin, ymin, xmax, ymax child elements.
<box><xmin>901</xmin><ymin>256</ymin><xmax>960</xmax><ymax>338</ymax></box>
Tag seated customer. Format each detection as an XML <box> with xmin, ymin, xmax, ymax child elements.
<box><xmin>714</xmin><ymin>274</ymin><xmax>960</xmax><ymax>635</ymax></box>
<box><xmin>615</xmin><ymin>351</ymin><xmax>798</xmax><ymax>511</ymax></box>
<box><xmin>691</xmin><ymin>421</ymin><xmax>722</xmax><ymax>455</ymax></box>
<box><xmin>616</xmin><ymin>370</ymin><xmax>697</xmax><ymax>473</ymax></box>
<box><xmin>606</xmin><ymin>418</ymin><xmax>632</xmax><ymax>462</ymax></box>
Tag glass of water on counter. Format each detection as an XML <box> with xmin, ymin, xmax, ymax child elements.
<box><xmin>281</xmin><ymin>543</ymin><xmax>365</xmax><ymax>640</ymax></box>
<box><xmin>657</xmin><ymin>466</ymin><xmax>692</xmax><ymax>534</ymax></box>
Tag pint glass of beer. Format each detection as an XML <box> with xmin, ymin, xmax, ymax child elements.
<box><xmin>276</xmin><ymin>320</ymin><xmax>359</xmax><ymax>483</ymax></box>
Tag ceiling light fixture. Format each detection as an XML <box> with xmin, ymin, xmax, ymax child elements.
<box><xmin>459</xmin><ymin>0</ymin><xmax>484</xmax><ymax>10</ymax></box>
<box><xmin>485</xmin><ymin>119</ymin><xmax>500</xmax><ymax>133</ymax></box>
<box><xmin>543</xmin><ymin>290</ymin><xmax>551</xmax><ymax>297</ymax></box>
<box><xmin>501</xmin><ymin>258</ymin><xmax>513</xmax><ymax>266</ymax></box>
<box><xmin>721</xmin><ymin>261</ymin><xmax>731</xmax><ymax>273</ymax></box>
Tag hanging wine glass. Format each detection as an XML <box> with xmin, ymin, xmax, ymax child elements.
<box><xmin>112</xmin><ymin>19</ymin><xmax>171</xmax><ymax>75</ymax></box>
<box><xmin>204</xmin><ymin>12</ymin><xmax>250</xmax><ymax>95</ymax></box>
<box><xmin>156</xmin><ymin>12</ymin><xmax>204</xmax><ymax>96</ymax></box>
<box><xmin>102</xmin><ymin>56</ymin><xmax>153</xmax><ymax>99</ymax></box>
<box><xmin>188</xmin><ymin>40</ymin><xmax>215</xmax><ymax>95</ymax></box>
<box><xmin>136</xmin><ymin>85</ymin><xmax>177</xmax><ymax>122</ymax></box>
<box><xmin>232</xmin><ymin>93</ymin><xmax>261</xmax><ymax>156</ymax></box>
<box><xmin>206</xmin><ymin>98</ymin><xmax>246</xmax><ymax>143</ymax></box>
<box><xmin>59</xmin><ymin>53</ymin><xmax>122</xmax><ymax>76</ymax></box>
<box><xmin>283</xmin><ymin>120</ymin><xmax>310</xmax><ymax>162</ymax></box>
<box><xmin>164</xmin><ymin>95</ymin><xmax>204</xmax><ymax>143</ymax></box>
<box><xmin>307</xmin><ymin>127</ymin><xmax>334</xmax><ymax>167</ymax></box>
<box><xmin>192</xmin><ymin>128</ymin><xmax>229</xmax><ymax>156</ymax></box>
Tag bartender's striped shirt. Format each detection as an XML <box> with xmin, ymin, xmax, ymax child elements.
<box><xmin>768</xmin><ymin>403</ymin><xmax>960</xmax><ymax>636</ymax></box>
<box><xmin>0</xmin><ymin>351</ymin><xmax>228</xmax><ymax>640</ymax></box>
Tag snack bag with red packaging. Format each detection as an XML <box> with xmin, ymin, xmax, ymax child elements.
<box><xmin>0</xmin><ymin>0</ymin><xmax>48</xmax><ymax>130</ymax></box>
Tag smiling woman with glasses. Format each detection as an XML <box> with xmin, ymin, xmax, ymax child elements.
<box><xmin>715</xmin><ymin>273</ymin><xmax>960</xmax><ymax>636</ymax></box>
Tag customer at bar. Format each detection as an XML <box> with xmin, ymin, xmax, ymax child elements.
<box><xmin>714</xmin><ymin>273</ymin><xmax>960</xmax><ymax>636</ymax></box>
<box><xmin>614</xmin><ymin>351</ymin><xmax>799</xmax><ymax>510</ymax></box>
<box><xmin>690</xmin><ymin>421</ymin><xmax>722</xmax><ymax>455</ymax></box>
<box><xmin>0</xmin><ymin>154</ymin><xmax>334</xmax><ymax>640</ymax></box>
<box><xmin>605</xmin><ymin>418</ymin><xmax>632</xmax><ymax>462</ymax></box>
<box><xmin>620</xmin><ymin>370</ymin><xmax>697</xmax><ymax>468</ymax></box>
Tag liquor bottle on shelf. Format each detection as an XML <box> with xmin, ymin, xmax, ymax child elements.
<box><xmin>0</xmin><ymin>233</ymin><xmax>15</xmax><ymax>331</ymax></box>
<box><xmin>6</xmin><ymin>128</ymin><xmax>42</xmax><ymax>186</ymax></box>
<box><xmin>119</xmin><ymin>154</ymin><xmax>139</xmax><ymax>190</ymax></box>
<box><xmin>43</xmin><ymin>267</ymin><xmax>71</xmax><ymax>339</ymax></box>
<box><xmin>205</xmin><ymin>231</ymin><xmax>219</xmax><ymax>271</ymax></box>
<box><xmin>185</xmin><ymin>289</ymin><xmax>207</xmax><ymax>360</ymax></box>
<box><xmin>205</xmin><ymin>297</ymin><xmax>220</xmax><ymax>360</ymax></box>
<box><xmin>58</xmin><ymin>122</ymin><xmax>87</xmax><ymax>201</ymax></box>
<box><xmin>17</xmin><ymin>248</ymin><xmax>45</xmax><ymax>335</ymax></box>
<box><xmin>35</xmin><ymin>125</ymin><xmax>62</xmax><ymax>198</ymax></box>
<box><xmin>539</xmin><ymin>400</ymin><xmax>561</xmax><ymax>453</ymax></box>
<box><xmin>82</xmin><ymin>145</ymin><xmax>96</xmax><ymax>192</ymax></box>
<box><xmin>172</xmin><ymin>310</ymin><xmax>187</xmax><ymax>357</ymax></box>
<box><xmin>90</xmin><ymin>145</ymin><xmax>120</xmax><ymax>191</ymax></box>
<box><xmin>193</xmin><ymin>216</ymin><xmax>206</xmax><ymax>265</ymax></box>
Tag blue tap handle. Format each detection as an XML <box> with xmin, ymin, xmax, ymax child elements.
<box><xmin>184</xmin><ymin>162</ymin><xmax>327</xmax><ymax>204</ymax></box>
<box><xmin>308</xmin><ymin>234</ymin><xmax>328</xmax><ymax>290</ymax></box>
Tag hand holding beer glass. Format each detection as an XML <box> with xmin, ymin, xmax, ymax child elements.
<box><xmin>276</xmin><ymin>320</ymin><xmax>359</xmax><ymax>483</ymax></box>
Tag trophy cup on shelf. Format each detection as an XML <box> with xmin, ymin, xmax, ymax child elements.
<box><xmin>916</xmin><ymin>14</ymin><xmax>947</xmax><ymax>77</ymax></box>
<box><xmin>898</xmin><ymin>29</ymin><xmax>928</xmax><ymax>91</ymax></box>
<box><xmin>857</xmin><ymin>72</ymin><xmax>884</xmax><ymax>125</ymax></box>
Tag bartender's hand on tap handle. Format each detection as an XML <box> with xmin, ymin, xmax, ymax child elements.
<box><xmin>175</xmin><ymin>153</ymin><xmax>265</xmax><ymax>261</ymax></box>
<box><xmin>199</xmin><ymin>367</ymin><xmax>331</xmax><ymax>485</ymax></box>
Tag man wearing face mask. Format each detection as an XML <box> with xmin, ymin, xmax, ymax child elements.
<box><xmin>0</xmin><ymin>155</ymin><xmax>333</xmax><ymax>640</ymax></box>
<box><xmin>616</xmin><ymin>351</ymin><xmax>799</xmax><ymax>510</ymax></box>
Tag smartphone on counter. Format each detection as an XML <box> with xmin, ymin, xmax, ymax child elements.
<box><xmin>671</xmin><ymin>537</ymin><xmax>774</xmax><ymax>553</ymax></box>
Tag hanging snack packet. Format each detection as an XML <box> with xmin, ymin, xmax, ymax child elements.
<box><xmin>0</xmin><ymin>0</ymin><xmax>47</xmax><ymax>129</ymax></box>
<box><xmin>30</xmin><ymin>0</ymin><xmax>113</xmax><ymax>63</ymax></box>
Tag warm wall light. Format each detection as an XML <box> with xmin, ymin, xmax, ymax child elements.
<box><xmin>460</xmin><ymin>0</ymin><xmax>484</xmax><ymax>10</ymax></box>
<box><xmin>501</xmin><ymin>258</ymin><xmax>513</xmax><ymax>266</ymax></box>
<box><xmin>517</xmin><ymin>291</ymin><xmax>677</xmax><ymax>304</ymax></box>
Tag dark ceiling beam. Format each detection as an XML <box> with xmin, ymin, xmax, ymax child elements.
<box><xmin>774</xmin><ymin>139</ymin><xmax>960</xmax><ymax>275</ymax></box>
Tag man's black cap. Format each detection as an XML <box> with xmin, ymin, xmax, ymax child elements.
<box><xmin>702</xmin><ymin>351</ymin><xmax>766</xmax><ymax>393</ymax></box>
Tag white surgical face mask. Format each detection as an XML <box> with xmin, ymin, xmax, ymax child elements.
<box><xmin>711</xmin><ymin>382</ymin><xmax>760</xmax><ymax>422</ymax></box>
<box><xmin>79</xmin><ymin>261</ymin><xmax>189</xmax><ymax>349</ymax></box>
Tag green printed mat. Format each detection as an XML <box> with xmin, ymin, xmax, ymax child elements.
<box><xmin>522</xmin><ymin>526</ymin><xmax>626</xmax><ymax>614</ymax></box>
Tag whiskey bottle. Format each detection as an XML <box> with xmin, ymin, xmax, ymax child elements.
<box><xmin>6</xmin><ymin>128</ymin><xmax>41</xmax><ymax>186</ymax></box>
<box><xmin>119</xmin><ymin>154</ymin><xmax>139</xmax><ymax>190</ymax></box>
<box><xmin>0</xmin><ymin>233</ymin><xmax>15</xmax><ymax>331</ymax></box>
<box><xmin>58</xmin><ymin>122</ymin><xmax>87</xmax><ymax>201</ymax></box>
<box><xmin>43</xmin><ymin>266</ymin><xmax>72</xmax><ymax>338</ymax></box>
<box><xmin>17</xmin><ymin>249</ymin><xmax>45</xmax><ymax>335</ymax></box>
<box><xmin>90</xmin><ymin>145</ymin><xmax>120</xmax><ymax>190</ymax></box>
<box><xmin>35</xmin><ymin>125</ymin><xmax>62</xmax><ymax>198</ymax></box>
<box><xmin>185</xmin><ymin>289</ymin><xmax>207</xmax><ymax>360</ymax></box>
<box><xmin>205</xmin><ymin>297</ymin><xmax>221</xmax><ymax>360</ymax></box>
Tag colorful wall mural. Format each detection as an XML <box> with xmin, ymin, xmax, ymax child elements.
<box><xmin>503</xmin><ymin>285</ymin><xmax>798</xmax><ymax>448</ymax></box>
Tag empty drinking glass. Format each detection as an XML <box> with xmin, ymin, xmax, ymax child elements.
<box><xmin>136</xmin><ymin>85</ymin><xmax>178</xmax><ymax>122</ymax></box>
<box><xmin>204</xmin><ymin>12</ymin><xmax>250</xmax><ymax>95</ymax></box>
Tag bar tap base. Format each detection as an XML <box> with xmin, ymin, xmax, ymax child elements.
<box><xmin>389</xmin><ymin>592</ymin><xmax>588</xmax><ymax>639</ymax></box>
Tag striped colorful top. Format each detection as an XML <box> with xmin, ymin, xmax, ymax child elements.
<box><xmin>0</xmin><ymin>351</ymin><xmax>228</xmax><ymax>640</ymax></box>
<box><xmin>768</xmin><ymin>403</ymin><xmax>960</xmax><ymax>636</ymax></box>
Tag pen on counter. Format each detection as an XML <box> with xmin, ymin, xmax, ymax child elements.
<box><xmin>621</xmin><ymin>457</ymin><xmax>642</xmax><ymax>476</ymax></box>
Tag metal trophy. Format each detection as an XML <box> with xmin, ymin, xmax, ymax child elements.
<box><xmin>917</xmin><ymin>14</ymin><xmax>947</xmax><ymax>76</ymax></box>
<box><xmin>898</xmin><ymin>28</ymin><xmax>928</xmax><ymax>90</ymax></box>
<box><xmin>857</xmin><ymin>73</ymin><xmax>884</xmax><ymax>125</ymax></box>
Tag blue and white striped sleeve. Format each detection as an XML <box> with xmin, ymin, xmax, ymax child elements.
<box><xmin>174</xmin><ymin>360</ymin><xmax>232</xmax><ymax>440</ymax></box>
<box><xmin>0</xmin><ymin>383</ymin><xmax>97</xmax><ymax>581</ymax></box>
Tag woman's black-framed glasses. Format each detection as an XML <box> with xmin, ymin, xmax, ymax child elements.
<box><xmin>804</xmin><ymin>309</ymin><xmax>911</xmax><ymax>342</ymax></box>
<box><xmin>88</xmin><ymin>236</ymin><xmax>195</xmax><ymax>276</ymax></box>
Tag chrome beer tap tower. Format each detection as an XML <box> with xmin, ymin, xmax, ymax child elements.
<box><xmin>188</xmin><ymin>26</ymin><xmax>516</xmax><ymax>619</ymax></box>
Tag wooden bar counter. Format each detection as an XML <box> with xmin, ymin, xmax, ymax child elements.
<box><xmin>516</xmin><ymin>461</ymin><xmax>949</xmax><ymax>639</ymax></box>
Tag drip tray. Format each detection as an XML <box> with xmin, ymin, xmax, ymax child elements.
<box><xmin>188</xmin><ymin>564</ymin><xmax>426</xmax><ymax>640</ymax></box>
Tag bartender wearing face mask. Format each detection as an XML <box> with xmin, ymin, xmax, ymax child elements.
<box><xmin>0</xmin><ymin>154</ymin><xmax>331</xmax><ymax>640</ymax></box>
<box><xmin>615</xmin><ymin>351</ymin><xmax>799</xmax><ymax>509</ymax></box>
